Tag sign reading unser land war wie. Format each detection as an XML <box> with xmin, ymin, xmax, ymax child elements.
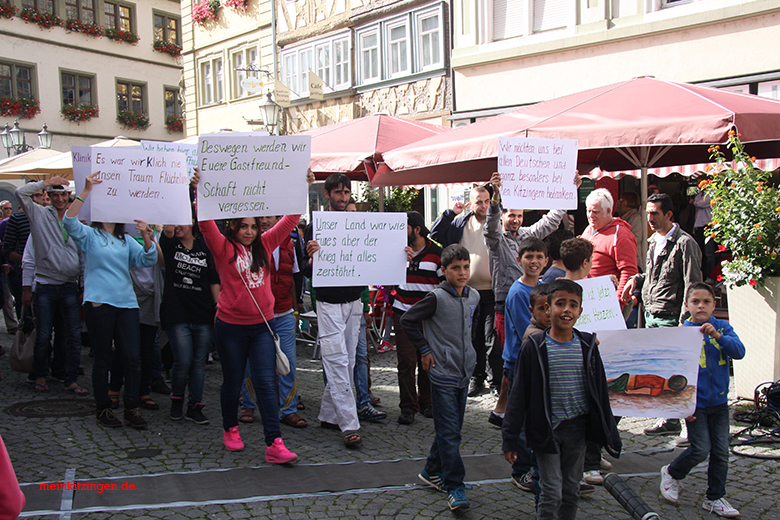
<box><xmin>196</xmin><ymin>134</ymin><xmax>311</xmax><ymax>220</ymax></box>
<box><xmin>497</xmin><ymin>137</ymin><xmax>578</xmax><ymax>210</ymax></box>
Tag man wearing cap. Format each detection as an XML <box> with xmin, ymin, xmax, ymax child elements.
<box><xmin>17</xmin><ymin>177</ymin><xmax>86</xmax><ymax>395</ymax></box>
<box><xmin>392</xmin><ymin>211</ymin><xmax>443</xmax><ymax>425</ymax></box>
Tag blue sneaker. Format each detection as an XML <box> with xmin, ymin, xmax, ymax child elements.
<box><xmin>447</xmin><ymin>487</ymin><xmax>470</xmax><ymax>511</ymax></box>
<box><xmin>418</xmin><ymin>469</ymin><xmax>445</xmax><ymax>492</ymax></box>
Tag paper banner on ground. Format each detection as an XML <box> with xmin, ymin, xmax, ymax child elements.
<box><xmin>90</xmin><ymin>148</ymin><xmax>192</xmax><ymax>225</ymax></box>
<box><xmin>311</xmin><ymin>211</ymin><xmax>407</xmax><ymax>287</ymax></box>
<box><xmin>497</xmin><ymin>137</ymin><xmax>578</xmax><ymax>210</ymax></box>
<box><xmin>574</xmin><ymin>276</ymin><xmax>626</xmax><ymax>332</ymax></box>
<box><xmin>141</xmin><ymin>140</ymin><xmax>197</xmax><ymax>177</ymax></box>
<box><xmin>71</xmin><ymin>146</ymin><xmax>95</xmax><ymax>223</ymax></box>
<box><xmin>597</xmin><ymin>327</ymin><xmax>702</xmax><ymax>418</ymax></box>
<box><xmin>196</xmin><ymin>135</ymin><xmax>310</xmax><ymax>220</ymax></box>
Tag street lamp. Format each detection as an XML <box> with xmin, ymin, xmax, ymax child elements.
<box><xmin>258</xmin><ymin>91</ymin><xmax>281</xmax><ymax>135</ymax></box>
<box><xmin>1</xmin><ymin>120</ymin><xmax>54</xmax><ymax>156</ymax></box>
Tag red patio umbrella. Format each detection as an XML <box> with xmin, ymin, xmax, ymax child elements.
<box><xmin>300</xmin><ymin>114</ymin><xmax>450</xmax><ymax>180</ymax></box>
<box><xmin>375</xmin><ymin>76</ymin><xmax>780</xmax><ymax>187</ymax></box>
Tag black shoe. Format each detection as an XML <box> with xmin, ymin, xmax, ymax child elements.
<box><xmin>357</xmin><ymin>404</ymin><xmax>387</xmax><ymax>422</ymax></box>
<box><xmin>579</xmin><ymin>481</ymin><xmax>595</xmax><ymax>495</ymax></box>
<box><xmin>488</xmin><ymin>412</ymin><xmax>504</xmax><ymax>427</ymax></box>
<box><xmin>467</xmin><ymin>378</ymin><xmax>485</xmax><ymax>397</ymax></box>
<box><xmin>170</xmin><ymin>398</ymin><xmax>184</xmax><ymax>421</ymax></box>
<box><xmin>421</xmin><ymin>407</ymin><xmax>433</xmax><ymax>419</ymax></box>
<box><xmin>644</xmin><ymin>419</ymin><xmax>682</xmax><ymax>436</ymax></box>
<box><xmin>398</xmin><ymin>411</ymin><xmax>415</xmax><ymax>425</ymax></box>
<box><xmin>150</xmin><ymin>377</ymin><xmax>171</xmax><ymax>395</ymax></box>
<box><xmin>96</xmin><ymin>408</ymin><xmax>122</xmax><ymax>428</ymax></box>
<box><xmin>124</xmin><ymin>408</ymin><xmax>148</xmax><ymax>429</ymax></box>
<box><xmin>185</xmin><ymin>403</ymin><xmax>210</xmax><ymax>425</ymax></box>
<box><xmin>510</xmin><ymin>470</ymin><xmax>534</xmax><ymax>492</ymax></box>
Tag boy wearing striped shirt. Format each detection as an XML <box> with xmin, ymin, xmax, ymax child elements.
<box><xmin>502</xmin><ymin>279</ymin><xmax>621</xmax><ymax>520</ymax></box>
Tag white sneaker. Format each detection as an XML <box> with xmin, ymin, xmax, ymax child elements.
<box><xmin>659</xmin><ymin>465</ymin><xmax>679</xmax><ymax>504</ymax></box>
<box><xmin>702</xmin><ymin>497</ymin><xmax>740</xmax><ymax>518</ymax></box>
<box><xmin>583</xmin><ymin>470</ymin><xmax>603</xmax><ymax>485</ymax></box>
<box><xmin>600</xmin><ymin>457</ymin><xmax>613</xmax><ymax>471</ymax></box>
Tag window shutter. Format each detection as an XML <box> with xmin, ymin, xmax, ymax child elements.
<box><xmin>533</xmin><ymin>0</ymin><xmax>567</xmax><ymax>33</ymax></box>
<box><xmin>493</xmin><ymin>0</ymin><xmax>524</xmax><ymax>41</ymax></box>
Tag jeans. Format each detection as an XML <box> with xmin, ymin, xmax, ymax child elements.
<box><xmin>505</xmin><ymin>367</ymin><xmax>536</xmax><ymax>478</ymax></box>
<box><xmin>33</xmin><ymin>283</ymin><xmax>82</xmax><ymax>387</ymax></box>
<box><xmin>394</xmin><ymin>311</ymin><xmax>430</xmax><ymax>414</ymax></box>
<box><xmin>110</xmin><ymin>323</ymin><xmax>156</xmax><ymax>397</ymax></box>
<box><xmin>473</xmin><ymin>289</ymin><xmax>495</xmax><ymax>384</ymax></box>
<box><xmin>166</xmin><ymin>323</ymin><xmax>212</xmax><ymax>404</ymax></box>
<box><xmin>354</xmin><ymin>316</ymin><xmax>369</xmax><ymax>409</ymax></box>
<box><xmin>536</xmin><ymin>416</ymin><xmax>588</xmax><ymax>520</ymax></box>
<box><xmin>215</xmin><ymin>318</ymin><xmax>280</xmax><ymax>446</ymax></box>
<box><xmin>425</xmin><ymin>383</ymin><xmax>468</xmax><ymax>491</ymax></box>
<box><xmin>668</xmin><ymin>404</ymin><xmax>730</xmax><ymax>500</ymax></box>
<box><xmin>274</xmin><ymin>313</ymin><xmax>299</xmax><ymax>417</ymax></box>
<box><xmin>85</xmin><ymin>303</ymin><xmax>141</xmax><ymax>409</ymax></box>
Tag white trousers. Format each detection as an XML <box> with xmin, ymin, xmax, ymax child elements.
<box><xmin>317</xmin><ymin>300</ymin><xmax>362</xmax><ymax>432</ymax></box>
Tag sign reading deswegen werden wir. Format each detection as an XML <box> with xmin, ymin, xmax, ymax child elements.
<box><xmin>312</xmin><ymin>211</ymin><xmax>407</xmax><ymax>287</ymax></box>
<box><xmin>196</xmin><ymin>134</ymin><xmax>310</xmax><ymax>220</ymax></box>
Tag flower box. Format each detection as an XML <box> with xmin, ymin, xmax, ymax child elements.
<box><xmin>117</xmin><ymin>110</ymin><xmax>150</xmax><ymax>130</ymax></box>
<box><xmin>153</xmin><ymin>39</ymin><xmax>182</xmax><ymax>58</ymax></box>
<box><xmin>0</xmin><ymin>2</ymin><xmax>17</xmax><ymax>19</ymax></box>
<box><xmin>165</xmin><ymin>116</ymin><xmax>183</xmax><ymax>133</ymax></box>
<box><xmin>104</xmin><ymin>27</ymin><xmax>139</xmax><ymax>44</ymax></box>
<box><xmin>20</xmin><ymin>7</ymin><xmax>62</xmax><ymax>29</ymax></box>
<box><xmin>61</xmin><ymin>104</ymin><xmax>99</xmax><ymax>123</ymax></box>
<box><xmin>65</xmin><ymin>18</ymin><xmax>103</xmax><ymax>37</ymax></box>
<box><xmin>193</xmin><ymin>0</ymin><xmax>220</xmax><ymax>25</ymax></box>
<box><xmin>0</xmin><ymin>96</ymin><xmax>41</xmax><ymax>119</ymax></box>
<box><xmin>224</xmin><ymin>0</ymin><xmax>248</xmax><ymax>13</ymax></box>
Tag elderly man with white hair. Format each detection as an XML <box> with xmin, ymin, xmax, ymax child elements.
<box><xmin>582</xmin><ymin>188</ymin><xmax>638</xmax><ymax>302</ymax></box>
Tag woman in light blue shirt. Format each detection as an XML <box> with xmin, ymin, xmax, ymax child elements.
<box><xmin>64</xmin><ymin>172</ymin><xmax>158</xmax><ymax>429</ymax></box>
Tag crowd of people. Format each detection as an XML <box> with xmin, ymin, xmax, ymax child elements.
<box><xmin>0</xmin><ymin>166</ymin><xmax>745</xmax><ymax>519</ymax></box>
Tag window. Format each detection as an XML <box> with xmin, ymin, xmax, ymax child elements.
<box><xmin>315</xmin><ymin>43</ymin><xmax>331</xmax><ymax>89</ymax></box>
<box><xmin>65</xmin><ymin>0</ymin><xmax>94</xmax><ymax>23</ymax></box>
<box><xmin>0</xmin><ymin>61</ymin><xmax>34</xmax><ymax>99</ymax></box>
<box><xmin>758</xmin><ymin>81</ymin><xmax>780</xmax><ymax>100</ymax></box>
<box><xmin>232</xmin><ymin>46</ymin><xmax>259</xmax><ymax>98</ymax></box>
<box><xmin>280</xmin><ymin>33</ymin><xmax>351</xmax><ymax>99</ymax></box>
<box><xmin>116</xmin><ymin>81</ymin><xmax>144</xmax><ymax>113</ymax></box>
<box><xmin>532</xmin><ymin>0</ymin><xmax>567</xmax><ymax>33</ymax></box>
<box><xmin>200</xmin><ymin>58</ymin><xmax>223</xmax><ymax>105</ymax></box>
<box><xmin>21</xmin><ymin>0</ymin><xmax>54</xmax><ymax>14</ymax></box>
<box><xmin>333</xmin><ymin>39</ymin><xmax>350</xmax><ymax>89</ymax></box>
<box><xmin>387</xmin><ymin>19</ymin><xmax>410</xmax><ymax>77</ymax></box>
<box><xmin>165</xmin><ymin>88</ymin><xmax>181</xmax><ymax>118</ymax></box>
<box><xmin>417</xmin><ymin>9</ymin><xmax>443</xmax><ymax>69</ymax></box>
<box><xmin>359</xmin><ymin>30</ymin><xmax>380</xmax><ymax>83</ymax></box>
<box><xmin>61</xmin><ymin>72</ymin><xmax>93</xmax><ymax>106</ymax></box>
<box><xmin>104</xmin><ymin>1</ymin><xmax>132</xmax><ymax>32</ymax></box>
<box><xmin>282</xmin><ymin>53</ymin><xmax>298</xmax><ymax>96</ymax></box>
<box><xmin>154</xmin><ymin>13</ymin><xmax>179</xmax><ymax>45</ymax></box>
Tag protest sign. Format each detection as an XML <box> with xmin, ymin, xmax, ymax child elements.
<box><xmin>196</xmin><ymin>134</ymin><xmax>310</xmax><ymax>220</ymax></box>
<box><xmin>71</xmin><ymin>146</ymin><xmax>94</xmax><ymax>222</ymax></box>
<box><xmin>141</xmin><ymin>140</ymin><xmax>197</xmax><ymax>177</ymax></box>
<box><xmin>311</xmin><ymin>211</ymin><xmax>406</xmax><ymax>287</ymax></box>
<box><xmin>90</xmin><ymin>148</ymin><xmax>192</xmax><ymax>225</ymax></box>
<box><xmin>598</xmin><ymin>327</ymin><xmax>702</xmax><ymax>418</ymax></box>
<box><xmin>497</xmin><ymin>137</ymin><xmax>578</xmax><ymax>210</ymax></box>
<box><xmin>574</xmin><ymin>276</ymin><xmax>626</xmax><ymax>332</ymax></box>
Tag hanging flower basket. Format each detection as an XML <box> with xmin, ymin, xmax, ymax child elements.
<box><xmin>20</xmin><ymin>7</ymin><xmax>63</xmax><ymax>29</ymax></box>
<box><xmin>153</xmin><ymin>39</ymin><xmax>182</xmax><ymax>57</ymax></box>
<box><xmin>104</xmin><ymin>27</ymin><xmax>139</xmax><ymax>44</ymax></box>
<box><xmin>61</xmin><ymin>104</ymin><xmax>99</xmax><ymax>123</ymax></box>
<box><xmin>0</xmin><ymin>96</ymin><xmax>41</xmax><ymax>119</ymax></box>
<box><xmin>224</xmin><ymin>0</ymin><xmax>248</xmax><ymax>13</ymax></box>
<box><xmin>117</xmin><ymin>110</ymin><xmax>150</xmax><ymax>130</ymax></box>
<box><xmin>0</xmin><ymin>3</ymin><xmax>17</xmax><ymax>18</ymax></box>
<box><xmin>702</xmin><ymin>131</ymin><xmax>780</xmax><ymax>288</ymax></box>
<box><xmin>65</xmin><ymin>18</ymin><xmax>103</xmax><ymax>37</ymax></box>
<box><xmin>192</xmin><ymin>0</ymin><xmax>220</xmax><ymax>25</ymax></box>
<box><xmin>165</xmin><ymin>115</ymin><xmax>184</xmax><ymax>133</ymax></box>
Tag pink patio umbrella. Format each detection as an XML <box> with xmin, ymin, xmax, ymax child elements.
<box><xmin>300</xmin><ymin>114</ymin><xmax>450</xmax><ymax>180</ymax></box>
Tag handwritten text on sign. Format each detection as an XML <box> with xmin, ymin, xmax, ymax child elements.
<box><xmin>196</xmin><ymin>135</ymin><xmax>310</xmax><ymax>220</ymax></box>
<box><xmin>71</xmin><ymin>146</ymin><xmax>94</xmax><ymax>223</ymax></box>
<box><xmin>90</xmin><ymin>148</ymin><xmax>192</xmax><ymax>225</ymax></box>
<box><xmin>574</xmin><ymin>276</ymin><xmax>627</xmax><ymax>332</ymax></box>
<box><xmin>497</xmin><ymin>137</ymin><xmax>578</xmax><ymax>210</ymax></box>
<box><xmin>141</xmin><ymin>140</ymin><xmax>197</xmax><ymax>177</ymax></box>
<box><xmin>312</xmin><ymin>211</ymin><xmax>407</xmax><ymax>287</ymax></box>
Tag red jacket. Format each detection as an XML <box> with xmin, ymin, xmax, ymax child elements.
<box><xmin>201</xmin><ymin>214</ymin><xmax>299</xmax><ymax>325</ymax></box>
<box><xmin>270</xmin><ymin>236</ymin><xmax>296</xmax><ymax>314</ymax></box>
<box><xmin>0</xmin><ymin>435</ymin><xmax>25</xmax><ymax>520</ymax></box>
<box><xmin>582</xmin><ymin>216</ymin><xmax>638</xmax><ymax>297</ymax></box>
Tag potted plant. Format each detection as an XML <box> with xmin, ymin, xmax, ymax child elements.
<box><xmin>165</xmin><ymin>115</ymin><xmax>183</xmax><ymax>133</ymax></box>
<box><xmin>117</xmin><ymin>110</ymin><xmax>150</xmax><ymax>130</ymax></box>
<box><xmin>0</xmin><ymin>96</ymin><xmax>41</xmax><ymax>119</ymax></box>
<box><xmin>0</xmin><ymin>2</ymin><xmax>17</xmax><ymax>18</ymax></box>
<box><xmin>104</xmin><ymin>27</ymin><xmax>139</xmax><ymax>44</ymax></box>
<box><xmin>702</xmin><ymin>131</ymin><xmax>780</xmax><ymax>397</ymax></box>
<box><xmin>65</xmin><ymin>18</ymin><xmax>103</xmax><ymax>37</ymax></box>
<box><xmin>192</xmin><ymin>0</ymin><xmax>220</xmax><ymax>25</ymax></box>
<box><xmin>224</xmin><ymin>0</ymin><xmax>249</xmax><ymax>12</ymax></box>
<box><xmin>20</xmin><ymin>7</ymin><xmax>62</xmax><ymax>29</ymax></box>
<box><xmin>153</xmin><ymin>40</ymin><xmax>182</xmax><ymax>57</ymax></box>
<box><xmin>61</xmin><ymin>104</ymin><xmax>99</xmax><ymax>123</ymax></box>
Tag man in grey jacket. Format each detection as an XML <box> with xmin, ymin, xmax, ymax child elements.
<box><xmin>17</xmin><ymin>177</ymin><xmax>86</xmax><ymax>395</ymax></box>
<box><xmin>621</xmin><ymin>192</ymin><xmax>702</xmax><ymax>436</ymax></box>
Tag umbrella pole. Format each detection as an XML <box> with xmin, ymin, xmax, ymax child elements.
<box><xmin>640</xmin><ymin>165</ymin><xmax>648</xmax><ymax>264</ymax></box>
<box><xmin>378</xmin><ymin>188</ymin><xmax>385</xmax><ymax>212</ymax></box>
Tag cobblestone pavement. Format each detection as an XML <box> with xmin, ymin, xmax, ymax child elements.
<box><xmin>2</xmin><ymin>331</ymin><xmax>779</xmax><ymax>519</ymax></box>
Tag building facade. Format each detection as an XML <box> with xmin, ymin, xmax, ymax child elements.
<box><xmin>0</xmin><ymin>0</ymin><xmax>184</xmax><ymax>151</ymax></box>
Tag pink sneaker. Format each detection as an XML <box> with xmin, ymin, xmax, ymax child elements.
<box><xmin>223</xmin><ymin>425</ymin><xmax>244</xmax><ymax>451</ymax></box>
<box><xmin>378</xmin><ymin>340</ymin><xmax>392</xmax><ymax>353</ymax></box>
<box><xmin>265</xmin><ymin>438</ymin><xmax>298</xmax><ymax>464</ymax></box>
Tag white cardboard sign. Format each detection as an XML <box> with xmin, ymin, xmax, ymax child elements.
<box><xmin>497</xmin><ymin>137</ymin><xmax>578</xmax><ymax>210</ymax></box>
<box><xmin>196</xmin><ymin>135</ymin><xmax>310</xmax><ymax>220</ymax></box>
<box><xmin>574</xmin><ymin>276</ymin><xmax>627</xmax><ymax>332</ymax></box>
<box><xmin>71</xmin><ymin>146</ymin><xmax>94</xmax><ymax>223</ymax></box>
<box><xmin>141</xmin><ymin>140</ymin><xmax>197</xmax><ymax>177</ymax></box>
<box><xmin>90</xmin><ymin>148</ymin><xmax>192</xmax><ymax>225</ymax></box>
<box><xmin>311</xmin><ymin>211</ymin><xmax>407</xmax><ymax>287</ymax></box>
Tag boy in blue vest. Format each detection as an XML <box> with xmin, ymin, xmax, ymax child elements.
<box><xmin>660</xmin><ymin>282</ymin><xmax>745</xmax><ymax>518</ymax></box>
<box><xmin>401</xmin><ymin>244</ymin><xmax>480</xmax><ymax>511</ymax></box>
